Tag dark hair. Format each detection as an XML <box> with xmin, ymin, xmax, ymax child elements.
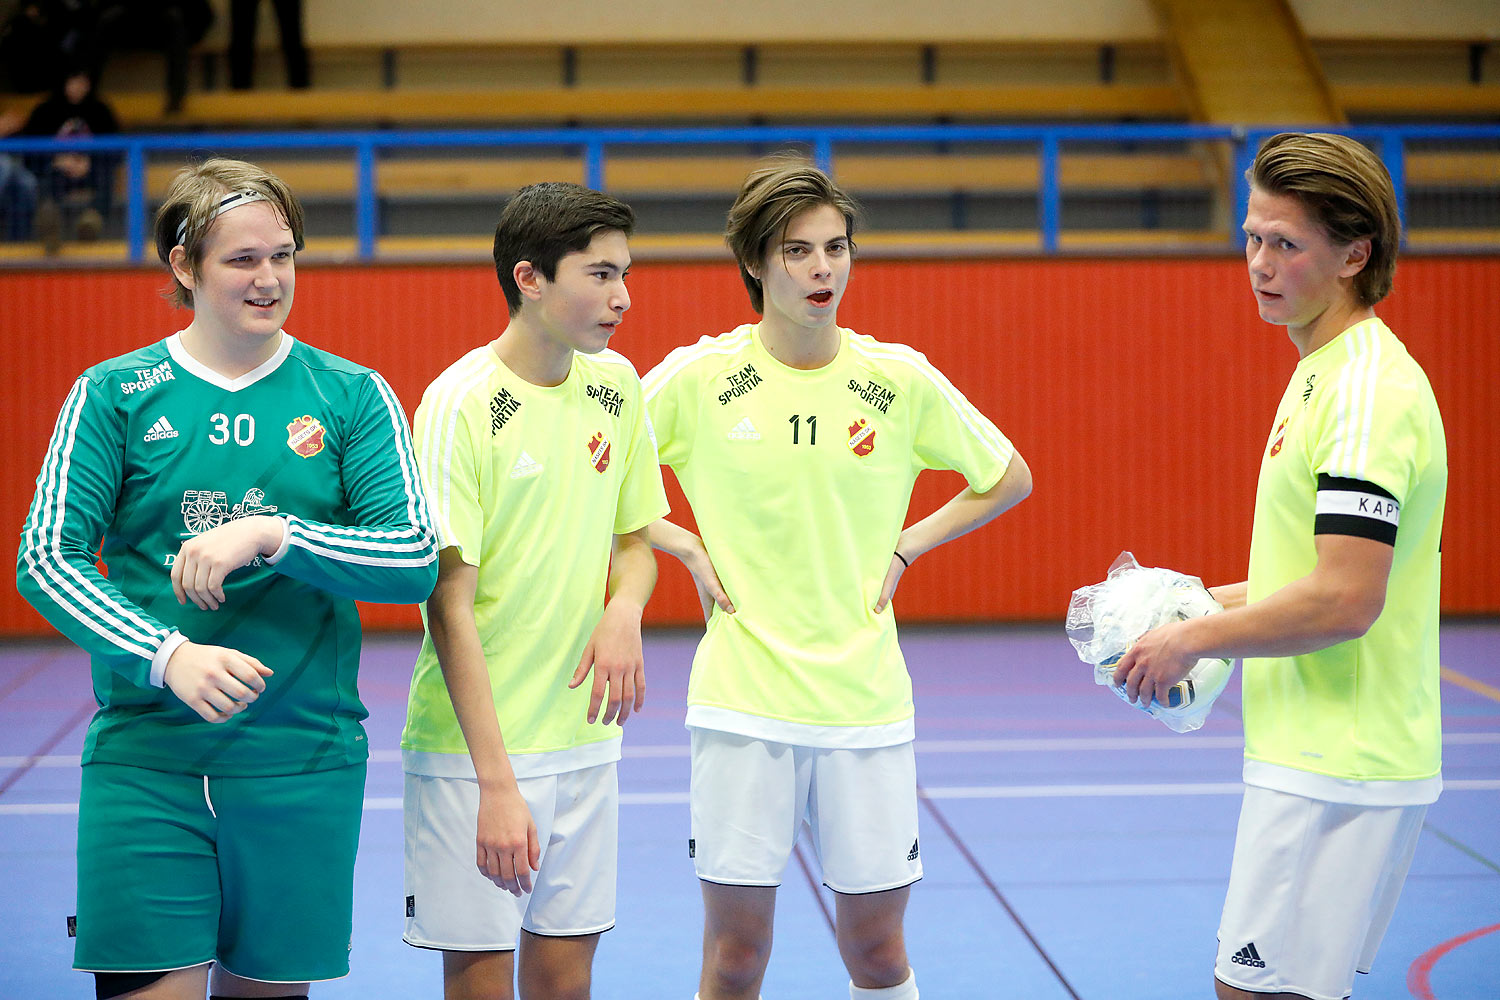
<box><xmin>1249</xmin><ymin>132</ymin><xmax>1401</xmax><ymax>307</ymax></box>
<box><xmin>492</xmin><ymin>182</ymin><xmax>636</xmax><ymax>316</ymax></box>
<box><xmin>725</xmin><ymin>155</ymin><xmax>861</xmax><ymax>313</ymax></box>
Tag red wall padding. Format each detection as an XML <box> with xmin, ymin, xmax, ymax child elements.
<box><xmin>4</xmin><ymin>256</ymin><xmax>1496</xmax><ymax>633</ymax></box>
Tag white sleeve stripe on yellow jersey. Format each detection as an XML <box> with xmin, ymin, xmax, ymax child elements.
<box><xmin>1355</xmin><ymin>326</ymin><xmax>1382</xmax><ymax>475</ymax></box>
<box><xmin>642</xmin><ymin>329</ymin><xmax>752</xmax><ymax>400</ymax></box>
<box><xmin>21</xmin><ymin>378</ymin><xmax>165</xmax><ymax>658</ymax></box>
<box><xmin>591</xmin><ymin>348</ymin><xmax>640</xmax><ymax>373</ymax></box>
<box><xmin>419</xmin><ymin>353</ymin><xmax>490</xmax><ymax>551</ymax></box>
<box><xmin>437</xmin><ymin>365</ymin><xmax>490</xmax><ymax>551</ymax></box>
<box><xmin>416</xmin><ymin>372</ymin><xmax>456</xmax><ymax>547</ymax></box>
<box><xmin>1341</xmin><ymin>324</ymin><xmax>1372</xmax><ymax>477</ymax></box>
<box><xmin>848</xmin><ymin>339</ymin><xmax>1014</xmax><ymax>465</ymax></box>
<box><xmin>848</xmin><ymin>338</ymin><xmax>1012</xmax><ymax>458</ymax></box>
<box><xmin>1327</xmin><ymin>324</ymin><xmax>1382</xmax><ymax>480</ymax></box>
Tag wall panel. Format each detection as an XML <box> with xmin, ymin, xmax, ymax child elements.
<box><xmin>3</xmin><ymin>256</ymin><xmax>1495</xmax><ymax>635</ymax></box>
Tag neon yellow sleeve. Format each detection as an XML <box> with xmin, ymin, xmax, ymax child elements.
<box><xmin>414</xmin><ymin>378</ymin><xmax>485</xmax><ymax>566</ymax></box>
<box><xmin>909</xmin><ymin>358</ymin><xmax>1015</xmax><ymax>492</ymax></box>
<box><xmin>644</xmin><ymin>354</ymin><xmax>695</xmax><ymax>470</ymax></box>
<box><xmin>615</xmin><ymin>380</ymin><xmax>670</xmax><ymax>533</ymax></box>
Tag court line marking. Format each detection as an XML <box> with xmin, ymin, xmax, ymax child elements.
<box><xmin>7</xmin><ymin>731</ymin><xmax>1498</xmax><ymax>769</ymax></box>
<box><xmin>1441</xmin><ymin>665</ymin><xmax>1500</xmax><ymax>704</ymax></box>
<box><xmin>0</xmin><ymin>649</ymin><xmax>62</xmax><ymax>707</ymax></box>
<box><xmin>790</xmin><ymin>842</ymin><xmax>836</xmax><ymax>934</ymax></box>
<box><xmin>1406</xmin><ymin>922</ymin><xmax>1500</xmax><ymax>1000</ymax></box>
<box><xmin>4</xmin><ymin>780</ymin><xmax>1498</xmax><ymax>815</ymax></box>
<box><xmin>1422</xmin><ymin>822</ymin><xmax>1500</xmax><ymax>876</ymax></box>
<box><xmin>0</xmin><ymin>702</ymin><xmax>95</xmax><ymax>801</ymax></box>
<box><xmin>921</xmin><ymin>789</ymin><xmax>1084</xmax><ymax>1000</ymax></box>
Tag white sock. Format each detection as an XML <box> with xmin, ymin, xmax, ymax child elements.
<box><xmin>850</xmin><ymin>969</ymin><xmax>917</xmax><ymax>999</ymax></box>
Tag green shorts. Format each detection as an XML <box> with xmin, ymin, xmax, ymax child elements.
<box><xmin>74</xmin><ymin>761</ymin><xmax>366</xmax><ymax>982</ymax></box>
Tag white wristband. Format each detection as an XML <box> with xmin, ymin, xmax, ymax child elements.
<box><xmin>150</xmin><ymin>630</ymin><xmax>190</xmax><ymax>688</ymax></box>
<box><xmin>264</xmin><ymin>515</ymin><xmax>292</xmax><ymax>565</ymax></box>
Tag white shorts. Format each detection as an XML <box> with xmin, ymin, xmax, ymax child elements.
<box><xmin>1215</xmin><ymin>785</ymin><xmax>1427</xmax><ymax>1000</ymax></box>
<box><xmin>689</xmin><ymin>728</ymin><xmax>922</xmax><ymax>894</ymax></box>
<box><xmin>403</xmin><ymin>763</ymin><xmax>618</xmax><ymax>951</ymax></box>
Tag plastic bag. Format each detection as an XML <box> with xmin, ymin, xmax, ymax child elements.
<box><xmin>1066</xmin><ymin>551</ymin><xmax>1234</xmax><ymax>732</ymax></box>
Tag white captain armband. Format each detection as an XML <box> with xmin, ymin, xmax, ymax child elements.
<box><xmin>1315</xmin><ymin>475</ymin><xmax>1400</xmax><ymax>545</ymax></box>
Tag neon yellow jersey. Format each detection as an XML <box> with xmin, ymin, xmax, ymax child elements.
<box><xmin>401</xmin><ymin>345</ymin><xmax>668</xmax><ymax>778</ymax></box>
<box><xmin>645</xmin><ymin>324</ymin><xmax>1014</xmax><ymax>746</ymax></box>
<box><xmin>1243</xmin><ymin>318</ymin><xmax>1446</xmax><ymax>804</ymax></box>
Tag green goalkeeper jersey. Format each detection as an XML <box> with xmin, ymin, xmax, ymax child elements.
<box><xmin>18</xmin><ymin>333</ymin><xmax>438</xmax><ymax>777</ymax></box>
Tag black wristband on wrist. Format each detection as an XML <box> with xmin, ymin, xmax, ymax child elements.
<box><xmin>893</xmin><ymin>550</ymin><xmax>910</xmax><ymax>568</ymax></box>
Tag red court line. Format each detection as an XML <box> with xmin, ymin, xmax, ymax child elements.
<box><xmin>919</xmin><ymin>787</ymin><xmax>1084</xmax><ymax>1000</ymax></box>
<box><xmin>0</xmin><ymin>648</ymin><xmax>62</xmax><ymax>706</ymax></box>
<box><xmin>791</xmin><ymin>841</ymin><xmax>837</xmax><ymax>934</ymax></box>
<box><xmin>1406</xmin><ymin>922</ymin><xmax>1500</xmax><ymax>1000</ymax></box>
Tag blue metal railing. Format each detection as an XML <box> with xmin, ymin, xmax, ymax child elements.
<box><xmin>3</xmin><ymin>123</ymin><xmax>1497</xmax><ymax>262</ymax></box>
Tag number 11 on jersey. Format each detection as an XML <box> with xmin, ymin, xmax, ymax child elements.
<box><xmin>789</xmin><ymin>414</ymin><xmax>817</xmax><ymax>445</ymax></box>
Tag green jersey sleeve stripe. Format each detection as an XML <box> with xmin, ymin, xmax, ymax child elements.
<box><xmin>21</xmin><ymin>378</ymin><xmax>166</xmax><ymax>658</ymax></box>
<box><xmin>286</xmin><ymin>529</ymin><xmax>439</xmax><ymax>568</ymax></box>
<box><xmin>271</xmin><ymin>366</ymin><xmax>437</xmax><ymax>593</ymax></box>
<box><xmin>289</xmin><ymin>522</ymin><xmax>431</xmax><ymax>542</ymax></box>
<box><xmin>27</xmin><ymin>378</ymin><xmax>165</xmax><ymax>648</ymax></box>
<box><xmin>278</xmin><ymin>371</ymin><xmax>438</xmax><ymax>570</ymax></box>
<box><xmin>848</xmin><ymin>339</ymin><xmax>1015</xmax><ymax>465</ymax></box>
<box><xmin>368</xmin><ymin>371</ymin><xmax>434</xmax><ymax>533</ymax></box>
<box><xmin>289</xmin><ymin>520</ymin><xmax>436</xmax><ymax>554</ymax></box>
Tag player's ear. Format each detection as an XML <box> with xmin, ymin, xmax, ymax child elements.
<box><xmin>513</xmin><ymin>260</ymin><xmax>544</xmax><ymax>302</ymax></box>
<box><xmin>168</xmin><ymin>244</ymin><xmax>195</xmax><ymax>290</ymax></box>
<box><xmin>1340</xmin><ymin>237</ymin><xmax>1372</xmax><ymax>278</ymax></box>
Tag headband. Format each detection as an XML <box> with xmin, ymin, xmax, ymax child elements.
<box><xmin>177</xmin><ymin>190</ymin><xmax>270</xmax><ymax>246</ymax></box>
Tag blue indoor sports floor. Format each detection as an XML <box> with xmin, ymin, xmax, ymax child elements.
<box><xmin>2</xmin><ymin>622</ymin><xmax>1497</xmax><ymax>999</ymax></box>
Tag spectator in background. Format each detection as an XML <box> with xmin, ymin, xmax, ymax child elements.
<box><xmin>0</xmin><ymin>0</ymin><xmax>96</xmax><ymax>95</ymax></box>
<box><xmin>230</xmin><ymin>0</ymin><xmax>309</xmax><ymax>90</ymax></box>
<box><xmin>93</xmin><ymin>0</ymin><xmax>213</xmax><ymax>113</ymax></box>
<box><xmin>0</xmin><ymin>102</ymin><xmax>40</xmax><ymax>241</ymax></box>
<box><xmin>23</xmin><ymin>69</ymin><xmax>118</xmax><ymax>253</ymax></box>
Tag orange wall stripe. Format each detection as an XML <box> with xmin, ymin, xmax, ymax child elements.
<box><xmin>3</xmin><ymin>256</ymin><xmax>1495</xmax><ymax>632</ymax></box>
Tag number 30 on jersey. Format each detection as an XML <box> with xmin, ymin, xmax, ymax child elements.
<box><xmin>209</xmin><ymin>412</ymin><xmax>256</xmax><ymax>446</ymax></box>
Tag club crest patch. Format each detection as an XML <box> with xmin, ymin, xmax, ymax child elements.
<box><xmin>588</xmin><ymin>431</ymin><xmax>611</xmax><ymax>473</ymax></box>
<box><xmin>847</xmin><ymin>418</ymin><xmax>875</xmax><ymax>457</ymax></box>
<box><xmin>287</xmin><ymin>415</ymin><xmax>326</xmax><ymax>458</ymax></box>
<box><xmin>1268</xmin><ymin>417</ymin><xmax>1288</xmax><ymax>457</ymax></box>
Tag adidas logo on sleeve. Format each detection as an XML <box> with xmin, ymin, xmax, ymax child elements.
<box><xmin>143</xmin><ymin>416</ymin><xmax>179</xmax><ymax>442</ymax></box>
<box><xmin>1230</xmin><ymin>942</ymin><xmax>1266</xmax><ymax>968</ymax></box>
